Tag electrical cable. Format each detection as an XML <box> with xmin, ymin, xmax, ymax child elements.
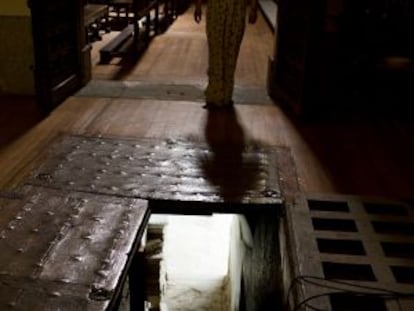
<box><xmin>285</xmin><ymin>275</ymin><xmax>414</xmax><ymax>311</ymax></box>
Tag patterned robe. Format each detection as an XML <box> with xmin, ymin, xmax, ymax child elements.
<box><xmin>205</xmin><ymin>0</ymin><xmax>247</xmax><ymax>106</ymax></box>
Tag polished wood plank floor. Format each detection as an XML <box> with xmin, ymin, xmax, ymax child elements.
<box><xmin>92</xmin><ymin>6</ymin><xmax>274</xmax><ymax>88</ymax></box>
<box><xmin>1</xmin><ymin>7</ymin><xmax>413</xmax><ymax>201</ymax></box>
<box><xmin>0</xmin><ymin>95</ymin><xmax>44</xmax><ymax>148</ymax></box>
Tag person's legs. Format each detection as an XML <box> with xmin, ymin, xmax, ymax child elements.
<box><xmin>205</xmin><ymin>0</ymin><xmax>227</xmax><ymax>106</ymax></box>
<box><xmin>222</xmin><ymin>0</ymin><xmax>246</xmax><ymax>105</ymax></box>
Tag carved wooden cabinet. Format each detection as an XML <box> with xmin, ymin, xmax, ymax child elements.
<box><xmin>30</xmin><ymin>0</ymin><xmax>90</xmax><ymax>112</ymax></box>
<box><xmin>268</xmin><ymin>0</ymin><xmax>414</xmax><ymax>117</ymax></box>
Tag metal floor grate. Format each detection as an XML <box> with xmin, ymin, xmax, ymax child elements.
<box><xmin>282</xmin><ymin>193</ymin><xmax>414</xmax><ymax>311</ymax></box>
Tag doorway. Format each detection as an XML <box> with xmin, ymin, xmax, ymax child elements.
<box><xmin>84</xmin><ymin>1</ymin><xmax>275</xmax><ymax>106</ymax></box>
<box><xmin>30</xmin><ymin>0</ymin><xmax>89</xmax><ymax>112</ymax></box>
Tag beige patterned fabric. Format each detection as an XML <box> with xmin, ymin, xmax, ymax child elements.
<box><xmin>205</xmin><ymin>0</ymin><xmax>247</xmax><ymax>106</ymax></box>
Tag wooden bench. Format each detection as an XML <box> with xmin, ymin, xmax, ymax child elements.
<box><xmin>84</xmin><ymin>4</ymin><xmax>110</xmax><ymax>42</ymax></box>
<box><xmin>99</xmin><ymin>0</ymin><xmax>170</xmax><ymax>63</ymax></box>
<box><xmin>100</xmin><ymin>24</ymin><xmax>135</xmax><ymax>63</ymax></box>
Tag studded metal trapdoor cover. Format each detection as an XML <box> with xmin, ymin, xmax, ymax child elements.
<box><xmin>0</xmin><ymin>187</ymin><xmax>149</xmax><ymax>310</ymax></box>
<box><xmin>27</xmin><ymin>135</ymin><xmax>287</xmax><ymax>212</ymax></box>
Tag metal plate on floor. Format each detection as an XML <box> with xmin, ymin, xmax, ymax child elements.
<box><xmin>0</xmin><ymin>186</ymin><xmax>149</xmax><ymax>310</ymax></box>
<box><xmin>26</xmin><ymin>135</ymin><xmax>284</xmax><ymax>210</ymax></box>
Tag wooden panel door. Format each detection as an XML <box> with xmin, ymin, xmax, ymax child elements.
<box><xmin>268</xmin><ymin>0</ymin><xmax>316</xmax><ymax>116</ymax></box>
<box><xmin>30</xmin><ymin>0</ymin><xmax>90</xmax><ymax>113</ymax></box>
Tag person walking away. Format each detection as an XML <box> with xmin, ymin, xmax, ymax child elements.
<box><xmin>194</xmin><ymin>0</ymin><xmax>258</xmax><ymax>109</ymax></box>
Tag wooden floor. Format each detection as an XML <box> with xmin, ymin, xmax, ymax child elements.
<box><xmin>0</xmin><ymin>95</ymin><xmax>44</xmax><ymax>148</ymax></box>
<box><xmin>1</xmin><ymin>6</ymin><xmax>414</xmax><ymax>201</ymax></box>
<box><xmin>91</xmin><ymin>7</ymin><xmax>274</xmax><ymax>88</ymax></box>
